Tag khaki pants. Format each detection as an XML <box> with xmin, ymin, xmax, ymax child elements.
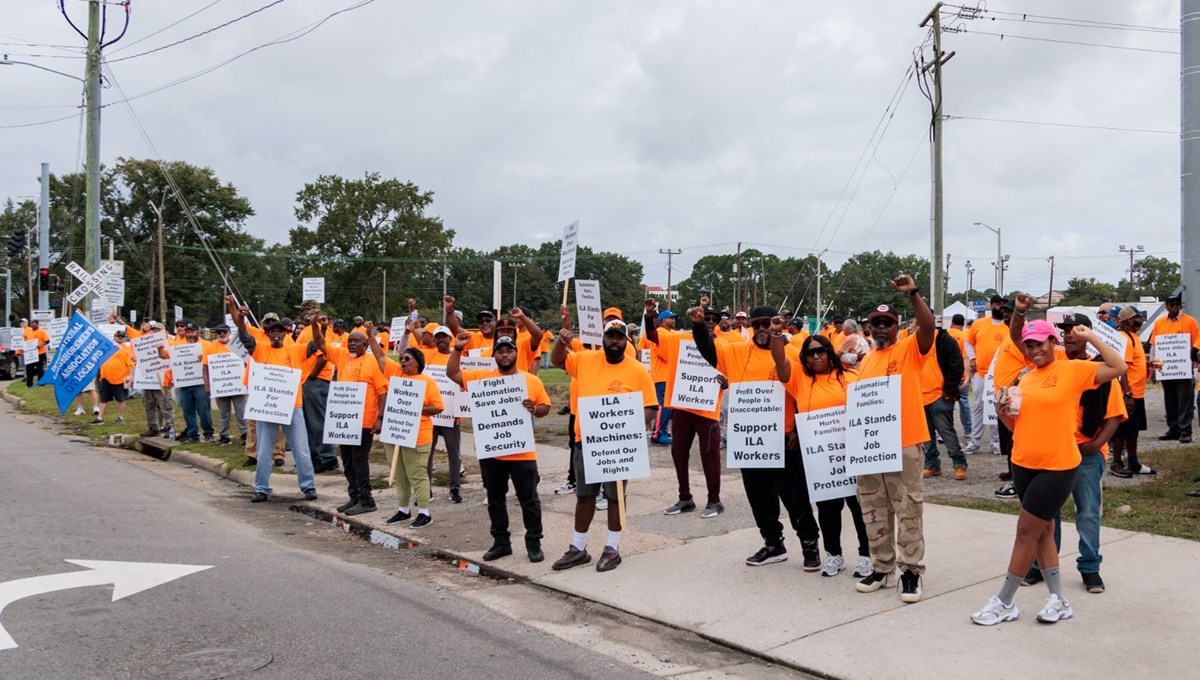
<box><xmin>856</xmin><ymin>444</ymin><xmax>925</xmax><ymax>576</ymax></box>
<box><xmin>245</xmin><ymin>420</ymin><xmax>285</xmax><ymax>460</ymax></box>
<box><xmin>395</xmin><ymin>443</ymin><xmax>432</xmax><ymax>510</ymax></box>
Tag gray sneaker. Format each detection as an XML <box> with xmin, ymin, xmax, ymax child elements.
<box><xmin>700</xmin><ymin>502</ymin><xmax>724</xmax><ymax>519</ymax></box>
<box><xmin>664</xmin><ymin>499</ymin><xmax>696</xmax><ymax>515</ymax></box>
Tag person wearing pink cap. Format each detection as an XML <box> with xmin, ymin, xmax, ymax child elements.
<box><xmin>971</xmin><ymin>293</ymin><xmax>1127</xmax><ymax>627</ymax></box>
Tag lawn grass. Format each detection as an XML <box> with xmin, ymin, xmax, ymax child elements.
<box><xmin>930</xmin><ymin>444</ymin><xmax>1200</xmax><ymax>542</ymax></box>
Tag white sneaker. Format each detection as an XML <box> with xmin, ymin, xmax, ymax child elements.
<box><xmin>971</xmin><ymin>596</ymin><xmax>1019</xmax><ymax>626</ymax></box>
<box><xmin>1036</xmin><ymin>594</ymin><xmax>1073</xmax><ymax>623</ymax></box>
<box><xmin>553</xmin><ymin>482</ymin><xmax>576</xmax><ymax>495</ymax></box>
<box><xmin>73</xmin><ymin>407</ymin><xmax>85</xmax><ymax>416</ymax></box>
<box><xmin>820</xmin><ymin>554</ymin><xmax>845</xmax><ymax>577</ymax></box>
<box><xmin>595</xmin><ymin>490</ymin><xmax>608</xmax><ymax>511</ymax></box>
<box><xmin>853</xmin><ymin>555</ymin><xmax>873</xmax><ymax>578</ymax></box>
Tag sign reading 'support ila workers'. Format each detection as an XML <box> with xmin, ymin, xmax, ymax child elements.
<box><xmin>169</xmin><ymin>342</ymin><xmax>205</xmax><ymax>388</ymax></box>
<box><xmin>422</xmin><ymin>364</ymin><xmax>458</xmax><ymax>427</ymax></box>
<box><xmin>466</xmin><ymin>373</ymin><xmax>534</xmax><ymax>460</ymax></box>
<box><xmin>798</xmin><ymin>404</ymin><xmax>857</xmax><ymax>502</ymax></box>
<box><xmin>323</xmin><ymin>381</ymin><xmax>366</xmax><ymax>445</ymax></box>
<box><xmin>845</xmin><ymin>375</ymin><xmax>903</xmax><ymax>476</ymax></box>
<box><xmin>379</xmin><ymin>376</ymin><xmax>426</xmax><ymax>448</ymax></box>
<box><xmin>207</xmin><ymin>351</ymin><xmax>247</xmax><ymax>398</ymax></box>
<box><xmin>1155</xmin><ymin>333</ymin><xmax>1192</xmax><ymax>381</ymax></box>
<box><xmin>244</xmin><ymin>363</ymin><xmax>301</xmax><ymax>425</ymax></box>
<box><xmin>574</xmin><ymin>279</ymin><xmax>603</xmax><ymax>345</ymax></box>
<box><xmin>578</xmin><ymin>391</ymin><xmax>650</xmax><ymax>484</ymax></box>
<box><xmin>726</xmin><ymin>381</ymin><xmax>785</xmax><ymax>468</ymax></box>
<box><xmin>668</xmin><ymin>340</ymin><xmax>721</xmax><ymax>411</ymax></box>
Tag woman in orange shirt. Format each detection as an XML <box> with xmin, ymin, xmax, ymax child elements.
<box><xmin>772</xmin><ymin>331</ymin><xmax>872</xmax><ymax>580</ymax></box>
<box><xmin>972</xmin><ymin>295</ymin><xmax>1127</xmax><ymax>627</ymax></box>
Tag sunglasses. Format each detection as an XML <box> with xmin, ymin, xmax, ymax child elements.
<box><xmin>869</xmin><ymin>317</ymin><xmax>896</xmax><ymax>329</ymax></box>
<box><xmin>750</xmin><ymin>319</ymin><xmax>772</xmax><ymax>329</ymax></box>
<box><xmin>802</xmin><ymin>347</ymin><xmax>828</xmax><ymax>358</ymax></box>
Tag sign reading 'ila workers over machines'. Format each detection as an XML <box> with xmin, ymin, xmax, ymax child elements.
<box><xmin>578</xmin><ymin>391</ymin><xmax>650</xmax><ymax>483</ymax></box>
<box><xmin>379</xmin><ymin>376</ymin><xmax>425</xmax><ymax>448</ymax></box>
<box><xmin>466</xmin><ymin>373</ymin><xmax>534</xmax><ymax>460</ymax></box>
<box><xmin>726</xmin><ymin>381</ymin><xmax>785</xmax><ymax>468</ymax></box>
<box><xmin>844</xmin><ymin>375</ymin><xmax>903</xmax><ymax>476</ymax></box>
<box><xmin>668</xmin><ymin>340</ymin><xmax>721</xmax><ymax>411</ymax></box>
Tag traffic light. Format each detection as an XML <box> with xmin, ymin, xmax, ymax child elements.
<box><xmin>5</xmin><ymin>229</ymin><xmax>26</xmax><ymax>257</ymax></box>
<box><xmin>38</xmin><ymin>268</ymin><xmax>50</xmax><ymax>291</ymax></box>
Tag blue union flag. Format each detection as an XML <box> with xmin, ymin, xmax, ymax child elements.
<box><xmin>37</xmin><ymin>311</ymin><xmax>118</xmax><ymax>414</ymax></box>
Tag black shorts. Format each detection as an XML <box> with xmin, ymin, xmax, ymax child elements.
<box><xmin>98</xmin><ymin>380</ymin><xmax>129</xmax><ymax>404</ymax></box>
<box><xmin>571</xmin><ymin>443</ymin><xmax>622</xmax><ymax>499</ymax></box>
<box><xmin>1114</xmin><ymin>397</ymin><xmax>1147</xmax><ymax>439</ymax></box>
<box><xmin>1011</xmin><ymin>463</ymin><xmax>1078</xmax><ymax>521</ymax></box>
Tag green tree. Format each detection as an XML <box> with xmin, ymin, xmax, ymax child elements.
<box><xmin>1059</xmin><ymin>277</ymin><xmax>1119</xmax><ymax>306</ymax></box>
<box><xmin>825</xmin><ymin>251</ymin><xmax>930</xmax><ymax>319</ymax></box>
<box><xmin>1114</xmin><ymin>255</ymin><xmax>1179</xmax><ymax>302</ymax></box>
<box><xmin>0</xmin><ymin>198</ymin><xmax>39</xmax><ymax>323</ymax></box>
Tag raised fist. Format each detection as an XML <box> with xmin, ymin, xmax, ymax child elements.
<box><xmin>890</xmin><ymin>275</ymin><xmax>916</xmax><ymax>293</ymax></box>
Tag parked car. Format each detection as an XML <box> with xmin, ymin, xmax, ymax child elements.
<box><xmin>0</xmin><ymin>327</ymin><xmax>25</xmax><ymax>380</ymax></box>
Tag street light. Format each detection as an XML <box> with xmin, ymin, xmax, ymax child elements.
<box><xmin>1118</xmin><ymin>244</ymin><xmax>1145</xmax><ymax>298</ymax></box>
<box><xmin>974</xmin><ymin>222</ymin><xmax>1004</xmax><ymax>295</ymax></box>
<box><xmin>965</xmin><ymin>260</ymin><xmax>975</xmax><ymax>313</ymax></box>
<box><xmin>0</xmin><ymin>58</ymin><xmax>85</xmax><ymax>83</ymax></box>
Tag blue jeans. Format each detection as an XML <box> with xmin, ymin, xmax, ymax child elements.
<box><xmin>254</xmin><ymin>408</ymin><xmax>316</xmax><ymax>494</ymax></box>
<box><xmin>177</xmin><ymin>384</ymin><xmax>213</xmax><ymax>439</ymax></box>
<box><xmin>654</xmin><ymin>381</ymin><xmax>672</xmax><ymax>440</ymax></box>
<box><xmin>957</xmin><ymin>384</ymin><xmax>972</xmax><ymax>434</ymax></box>
<box><xmin>1053</xmin><ymin>452</ymin><xmax>1105</xmax><ymax>573</ymax></box>
<box><xmin>923</xmin><ymin>398</ymin><xmax>966</xmax><ymax>470</ymax></box>
<box><xmin>302</xmin><ymin>379</ymin><xmax>337</xmax><ymax>466</ymax></box>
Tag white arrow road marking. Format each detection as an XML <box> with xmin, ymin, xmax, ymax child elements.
<box><xmin>0</xmin><ymin>560</ymin><xmax>212</xmax><ymax>651</ymax></box>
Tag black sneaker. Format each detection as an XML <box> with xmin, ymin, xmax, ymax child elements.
<box><xmin>449</xmin><ymin>488</ymin><xmax>463</xmax><ymax>504</ymax></box>
<box><xmin>998</xmin><ymin>471</ymin><xmax>1012</xmax><ymax>482</ymax></box>
<box><xmin>596</xmin><ymin>546</ymin><xmax>622</xmax><ymax>572</ymax></box>
<box><xmin>250</xmin><ymin>492</ymin><xmax>268</xmax><ymax>503</ymax></box>
<box><xmin>1159</xmin><ymin>432</ymin><xmax>1180</xmax><ymax>441</ymax></box>
<box><xmin>410</xmin><ymin>513</ymin><xmax>432</xmax><ymax>528</ymax></box>
<box><xmin>140</xmin><ymin>430</ymin><xmax>159</xmax><ymax>438</ymax></box>
<box><xmin>336</xmin><ymin>499</ymin><xmax>358</xmax><ymax>512</ymax></box>
<box><xmin>855</xmin><ymin>571</ymin><xmax>893</xmax><ymax>593</ymax></box>
<box><xmin>700</xmin><ymin>502</ymin><xmax>724</xmax><ymax>519</ymax></box>
<box><xmin>345</xmin><ymin>502</ymin><xmax>376</xmax><ymax>516</ymax></box>
<box><xmin>1082</xmin><ymin>571</ymin><xmax>1105</xmax><ymax>593</ymax></box>
<box><xmin>527</xmin><ymin>545</ymin><xmax>544</xmax><ymax>563</ymax></box>
<box><xmin>1181</xmin><ymin>436</ymin><xmax>1193</xmax><ymax>444</ymax></box>
<box><xmin>552</xmin><ymin>546</ymin><xmax>592</xmax><ymax>571</ymax></box>
<box><xmin>385</xmin><ymin>510</ymin><xmax>412</xmax><ymax>525</ymax></box>
<box><xmin>1021</xmin><ymin>567</ymin><xmax>1043</xmax><ymax>587</ymax></box>
<box><xmin>995</xmin><ymin>482</ymin><xmax>1017</xmax><ymax>499</ymax></box>
<box><xmin>745</xmin><ymin>544</ymin><xmax>788</xmax><ymax>566</ymax></box>
<box><xmin>900</xmin><ymin>570</ymin><xmax>922</xmax><ymax>603</ymax></box>
<box><xmin>243</xmin><ymin>456</ymin><xmax>257</xmax><ymax>468</ymax></box>
<box><xmin>482</xmin><ymin>544</ymin><xmax>513</xmax><ymax>561</ymax></box>
<box><xmin>664</xmin><ymin>499</ymin><xmax>696</xmax><ymax>515</ymax></box>
<box><xmin>216</xmin><ymin>436</ymin><xmax>231</xmax><ymax>446</ymax></box>
<box><xmin>273</xmin><ymin>459</ymin><xmax>284</xmax><ymax>468</ymax></box>
<box><xmin>302</xmin><ymin>488</ymin><xmax>318</xmax><ymax>501</ymax></box>
<box><xmin>800</xmin><ymin>539</ymin><xmax>821</xmax><ymax>572</ymax></box>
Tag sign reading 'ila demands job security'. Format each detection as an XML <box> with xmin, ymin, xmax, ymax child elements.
<box><xmin>845</xmin><ymin>375</ymin><xmax>903</xmax><ymax>476</ymax></box>
<box><xmin>668</xmin><ymin>340</ymin><xmax>721</xmax><ymax>412</ymax></box>
<box><xmin>726</xmin><ymin>381</ymin><xmax>785</xmax><ymax>468</ymax></box>
<box><xmin>578</xmin><ymin>392</ymin><xmax>650</xmax><ymax>483</ymax></box>
<box><xmin>244</xmin><ymin>363</ymin><xmax>301</xmax><ymax>425</ymax></box>
<box><xmin>467</xmin><ymin>373</ymin><xmax>535</xmax><ymax>460</ymax></box>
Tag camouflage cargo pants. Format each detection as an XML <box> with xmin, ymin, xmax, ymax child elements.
<box><xmin>856</xmin><ymin>444</ymin><xmax>925</xmax><ymax>576</ymax></box>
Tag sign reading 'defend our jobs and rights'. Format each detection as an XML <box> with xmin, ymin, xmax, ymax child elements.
<box><xmin>244</xmin><ymin>363</ymin><xmax>301</xmax><ymax>425</ymax></box>
<box><xmin>302</xmin><ymin>277</ymin><xmax>325</xmax><ymax>304</ymax></box>
<box><xmin>726</xmin><ymin>381</ymin><xmax>785</xmax><ymax>468</ymax></box>
<box><xmin>578</xmin><ymin>392</ymin><xmax>650</xmax><ymax>483</ymax></box>
<box><xmin>467</xmin><ymin>373</ymin><xmax>535</xmax><ymax>459</ymax></box>
<box><xmin>422</xmin><ymin>364</ymin><xmax>458</xmax><ymax>427</ymax></box>
<box><xmin>797</xmin><ymin>405</ymin><xmax>856</xmax><ymax>502</ymax></box>
<box><xmin>574</xmin><ymin>279</ymin><xmax>603</xmax><ymax>345</ymax></box>
<box><xmin>845</xmin><ymin>375</ymin><xmax>903</xmax><ymax>475</ymax></box>
<box><xmin>323</xmin><ymin>382</ymin><xmax>367</xmax><ymax>445</ymax></box>
<box><xmin>983</xmin><ymin>362</ymin><xmax>998</xmax><ymax>426</ymax></box>
<box><xmin>379</xmin><ymin>376</ymin><xmax>426</xmax><ymax>448</ymax></box>
<box><xmin>169</xmin><ymin>343</ymin><xmax>205</xmax><ymax>388</ymax></box>
<box><xmin>668</xmin><ymin>340</ymin><xmax>721</xmax><ymax>411</ymax></box>
<box><xmin>207</xmin><ymin>352</ymin><xmax>247</xmax><ymax>398</ymax></box>
<box><xmin>558</xmin><ymin>220</ymin><xmax>579</xmax><ymax>282</ymax></box>
<box><xmin>1155</xmin><ymin>333</ymin><xmax>1192</xmax><ymax>381</ymax></box>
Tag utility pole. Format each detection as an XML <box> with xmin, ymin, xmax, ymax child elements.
<box><xmin>734</xmin><ymin>242</ymin><xmax>742</xmax><ymax>311</ymax></box>
<box><xmin>84</xmin><ymin>0</ymin><xmax>102</xmax><ymax>276</ymax></box>
<box><xmin>659</xmin><ymin>248</ymin><xmax>681</xmax><ymax>311</ymax></box>
<box><xmin>920</xmin><ymin>3</ymin><xmax>955</xmax><ymax>315</ymax></box>
<box><xmin>1183</xmin><ymin>0</ymin><xmax>1200</xmax><ymax>306</ymax></box>
<box><xmin>38</xmin><ymin>163</ymin><xmax>50</xmax><ymax>311</ymax></box>
<box><xmin>815</xmin><ymin>250</ymin><xmax>826</xmax><ymax>323</ymax></box>
<box><xmin>1119</xmin><ymin>245</ymin><xmax>1144</xmax><ymax>298</ymax></box>
<box><xmin>975</xmin><ymin>222</ymin><xmax>1002</xmax><ymax>294</ymax></box>
<box><xmin>441</xmin><ymin>255</ymin><xmax>448</xmax><ymax>324</ymax></box>
<box><xmin>965</xmin><ymin>260</ymin><xmax>975</xmax><ymax>314</ymax></box>
<box><xmin>1047</xmin><ymin>255</ymin><xmax>1055</xmax><ymax>307</ymax></box>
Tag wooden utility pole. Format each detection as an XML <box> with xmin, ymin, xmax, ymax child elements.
<box><xmin>734</xmin><ymin>242</ymin><xmax>743</xmax><ymax>311</ymax></box>
<box><xmin>659</xmin><ymin>248</ymin><xmax>682</xmax><ymax>311</ymax></box>
<box><xmin>1047</xmin><ymin>255</ymin><xmax>1055</xmax><ymax>307</ymax></box>
<box><xmin>149</xmin><ymin>199</ymin><xmax>167</xmax><ymax>322</ymax></box>
<box><xmin>920</xmin><ymin>3</ymin><xmax>955</xmax><ymax>315</ymax></box>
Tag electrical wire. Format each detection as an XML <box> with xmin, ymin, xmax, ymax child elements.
<box><xmin>108</xmin><ymin>0</ymin><xmax>227</xmax><ymax>54</ymax></box>
<box><xmin>108</xmin><ymin>0</ymin><xmax>288</xmax><ymax>63</ymax></box>
<box><xmin>942</xmin><ymin>4</ymin><xmax>1179</xmax><ymax>34</ymax></box>
<box><xmin>944</xmin><ymin>114</ymin><xmax>1175</xmax><ymax>136</ymax></box>
<box><xmin>953</xmin><ymin>28</ymin><xmax>1179</xmax><ymax>55</ymax></box>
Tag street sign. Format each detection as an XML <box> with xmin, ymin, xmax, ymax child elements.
<box><xmin>971</xmin><ymin>300</ymin><xmax>987</xmax><ymax>312</ymax></box>
<box><xmin>65</xmin><ymin>261</ymin><xmax>117</xmax><ymax>306</ymax></box>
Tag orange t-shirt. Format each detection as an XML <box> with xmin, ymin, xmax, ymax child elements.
<box><xmin>289</xmin><ymin>325</ymin><xmax>334</xmax><ymax>381</ymax></box>
<box><xmin>382</xmin><ymin>358</ymin><xmax>443</xmax><ymax>446</ymax></box>
<box><xmin>375</xmin><ymin>330</ymin><xmax>390</xmax><ymax>350</ymax></box>
<box><xmin>538</xmin><ymin>332</ymin><xmax>553</xmax><ymax>357</ymax></box>
<box><xmin>716</xmin><ymin>340</ymin><xmax>801</xmax><ymax>432</ymax></box>
<box><xmin>1149</xmin><ymin>313</ymin><xmax>1200</xmax><ymax>345</ymax></box>
<box><xmin>1074</xmin><ymin>377</ymin><xmax>1127</xmax><ymax>456</ymax></box>
<box><xmin>784</xmin><ymin>368</ymin><xmax>859</xmax><ymax>413</ymax></box>
<box><xmin>482</xmin><ymin>330</ymin><xmax>541</xmax><ymax>372</ymax></box>
<box><xmin>966</xmin><ymin>319</ymin><xmax>1009</xmax><ymax>376</ymax></box>
<box><xmin>788</xmin><ymin>330</ymin><xmax>811</xmax><ymax>348</ymax></box>
<box><xmin>1011</xmin><ymin>359</ymin><xmax>1102</xmax><ymax>471</ymax></box>
<box><xmin>856</xmin><ymin>334</ymin><xmax>931</xmax><ymax>448</ymax></box>
<box><xmin>564</xmin><ymin>350</ymin><xmax>657</xmax><ymax>439</ymax></box>
<box><xmin>326</xmin><ymin>345</ymin><xmax>389</xmax><ymax>428</ymax></box>
<box><xmin>24</xmin><ymin>327</ymin><xmax>51</xmax><ymax>355</ymax></box>
<box><xmin>946</xmin><ymin>327</ymin><xmax>967</xmax><ymax>361</ymax></box>
<box><xmin>460</xmin><ymin>368</ymin><xmax>551</xmax><ymax>461</ymax></box>
<box><xmin>99</xmin><ymin>343</ymin><xmax>135</xmax><ymax>385</ymax></box>
<box><xmin>648</xmin><ymin>328</ymin><xmax>720</xmax><ymax>421</ymax></box>
<box><xmin>920</xmin><ymin>341</ymin><xmax>946</xmax><ymax>407</ymax></box>
<box><xmin>637</xmin><ymin>333</ymin><xmax>674</xmax><ymax>383</ymax></box>
<box><xmin>1120</xmin><ymin>329</ymin><xmax>1147</xmax><ymax>399</ymax></box>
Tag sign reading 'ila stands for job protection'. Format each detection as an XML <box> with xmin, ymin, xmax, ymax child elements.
<box><xmin>845</xmin><ymin>375</ymin><xmax>903</xmax><ymax>476</ymax></box>
<box><xmin>244</xmin><ymin>363</ymin><xmax>301</xmax><ymax>425</ymax></box>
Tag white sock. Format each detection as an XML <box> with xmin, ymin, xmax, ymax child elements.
<box><xmin>398</xmin><ymin>506</ymin><xmax>410</xmax><ymax>514</ymax></box>
<box><xmin>571</xmin><ymin>531</ymin><xmax>588</xmax><ymax>551</ymax></box>
<box><xmin>418</xmin><ymin>508</ymin><xmax>430</xmax><ymax>516</ymax></box>
<box><xmin>606</xmin><ymin>530</ymin><xmax>621</xmax><ymax>549</ymax></box>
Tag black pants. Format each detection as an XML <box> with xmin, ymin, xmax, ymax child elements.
<box><xmin>1162</xmin><ymin>379</ymin><xmax>1195</xmax><ymax>438</ymax></box>
<box><xmin>998</xmin><ymin>418</ymin><xmax>1014</xmax><ymax>475</ymax></box>
<box><xmin>340</xmin><ymin>429</ymin><xmax>375</xmax><ymax>506</ymax></box>
<box><xmin>816</xmin><ymin>495</ymin><xmax>870</xmax><ymax>558</ymax></box>
<box><xmin>741</xmin><ymin>444</ymin><xmax>818</xmax><ymax>548</ymax></box>
<box><xmin>25</xmin><ymin>355</ymin><xmax>44</xmax><ymax>387</ymax></box>
<box><xmin>428</xmin><ymin>423</ymin><xmax>462</xmax><ymax>490</ymax></box>
<box><xmin>478</xmin><ymin>458</ymin><xmax>542</xmax><ymax>549</ymax></box>
<box><xmin>566</xmin><ymin>412</ymin><xmax>577</xmax><ymax>486</ymax></box>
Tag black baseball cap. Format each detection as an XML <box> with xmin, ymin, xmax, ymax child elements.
<box><xmin>990</xmin><ymin>294</ymin><xmax>1007</xmax><ymax>304</ymax></box>
<box><xmin>493</xmin><ymin>336</ymin><xmax>517</xmax><ymax>351</ymax></box>
<box><xmin>748</xmin><ymin>305</ymin><xmax>777</xmax><ymax>320</ymax></box>
<box><xmin>214</xmin><ymin>324</ymin><xmax>231</xmax><ymax>333</ymax></box>
<box><xmin>1057</xmin><ymin>313</ymin><xmax>1092</xmax><ymax>330</ymax></box>
<box><xmin>184</xmin><ymin>323</ymin><xmax>200</xmax><ymax>331</ymax></box>
<box><xmin>477</xmin><ymin>309</ymin><xmax>497</xmax><ymax>321</ymax></box>
<box><xmin>866</xmin><ymin>304</ymin><xmax>900</xmax><ymax>323</ymax></box>
<box><xmin>266</xmin><ymin>320</ymin><xmax>287</xmax><ymax>332</ymax></box>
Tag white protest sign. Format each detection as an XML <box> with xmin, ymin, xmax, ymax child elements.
<box><xmin>101</xmin><ymin>259</ymin><xmax>124</xmax><ymax>279</ymax></box>
<box><xmin>169</xmin><ymin>342</ymin><xmax>205</xmax><ymax>388</ymax></box>
<box><xmin>1154</xmin><ymin>333</ymin><xmax>1192</xmax><ymax>381</ymax></box>
<box><xmin>244</xmin><ymin>363</ymin><xmax>301</xmax><ymax>425</ymax></box>
<box><xmin>459</xmin><ymin>356</ymin><xmax>497</xmax><ymax>371</ymax></box>
<box><xmin>390</xmin><ymin>316</ymin><xmax>407</xmax><ymax>338</ymax></box>
<box><xmin>575</xmin><ymin>279</ymin><xmax>603</xmax><ymax>345</ymax></box>
<box><xmin>130</xmin><ymin>309</ymin><xmax>137</xmax><ymax>324</ymax></box>
<box><xmin>467</xmin><ymin>373</ymin><xmax>535</xmax><ymax>459</ymax></box>
<box><xmin>578</xmin><ymin>391</ymin><xmax>650</xmax><ymax>483</ymax></box>
<box><xmin>492</xmin><ymin>260</ymin><xmax>502</xmax><ymax>313</ymax></box>
<box><xmin>379</xmin><ymin>376</ymin><xmax>426</xmax><ymax>447</ymax></box>
<box><xmin>639</xmin><ymin>349</ymin><xmax>652</xmax><ymax>372</ymax></box>
<box><xmin>133</xmin><ymin>362</ymin><xmax>161</xmax><ymax>391</ymax></box>
<box><xmin>96</xmin><ymin>323</ymin><xmax>123</xmax><ymax>340</ymax></box>
<box><xmin>31</xmin><ymin>309</ymin><xmax>54</xmax><ymax>322</ymax></box>
<box><xmin>22</xmin><ymin>340</ymin><xmax>39</xmax><ymax>365</ymax></box>
<box><xmin>102</xmin><ymin>276</ymin><xmax>125</xmax><ymax>308</ymax></box>
<box><xmin>91</xmin><ymin>297</ymin><xmax>110</xmax><ymax>317</ymax></box>
<box><xmin>323</xmin><ymin>381</ymin><xmax>366</xmax><ymax>445</ymax></box>
<box><xmin>132</xmin><ymin>332</ymin><xmax>165</xmax><ymax>363</ymax></box>
<box><xmin>798</xmin><ymin>405</ymin><xmax>857</xmax><ymax>502</ymax></box>
<box><xmin>845</xmin><ymin>375</ymin><xmax>903</xmax><ymax>475</ymax></box>
<box><xmin>557</xmin><ymin>220</ymin><xmax>579</xmax><ymax>282</ymax></box>
<box><xmin>726</xmin><ymin>381</ymin><xmax>785</xmax><ymax>468</ymax></box>
<box><xmin>423</xmin><ymin>364</ymin><xmax>459</xmax><ymax>427</ymax></box>
<box><xmin>174</xmin><ymin>306</ymin><xmax>183</xmax><ymax>323</ymax></box>
<box><xmin>302</xmin><ymin>277</ymin><xmax>325</xmax><ymax>304</ymax></box>
<box><xmin>48</xmin><ymin>317</ymin><xmax>68</xmax><ymax>348</ymax></box>
<box><xmin>65</xmin><ymin>260</ymin><xmax>117</xmax><ymax>305</ymax></box>
<box><xmin>1087</xmin><ymin>322</ymin><xmax>1128</xmax><ymax>359</ymax></box>
<box><xmin>207</xmin><ymin>351</ymin><xmax>247</xmax><ymax>398</ymax></box>
<box><xmin>983</xmin><ymin>361</ymin><xmax>998</xmax><ymax>426</ymax></box>
<box><xmin>668</xmin><ymin>340</ymin><xmax>721</xmax><ymax>411</ymax></box>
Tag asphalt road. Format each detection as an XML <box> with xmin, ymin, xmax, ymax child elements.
<box><xmin>0</xmin><ymin>402</ymin><xmax>655</xmax><ymax>680</ymax></box>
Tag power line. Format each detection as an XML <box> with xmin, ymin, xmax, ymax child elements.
<box><xmin>942</xmin><ymin>4</ymin><xmax>1179</xmax><ymax>34</ymax></box>
<box><xmin>108</xmin><ymin>0</ymin><xmax>228</xmax><ymax>54</ymax></box>
<box><xmin>951</xmin><ymin>27</ymin><xmax>1179</xmax><ymax>55</ymax></box>
<box><xmin>944</xmin><ymin>114</ymin><xmax>1176</xmax><ymax>136</ymax></box>
<box><xmin>108</xmin><ymin>0</ymin><xmax>289</xmax><ymax>63</ymax></box>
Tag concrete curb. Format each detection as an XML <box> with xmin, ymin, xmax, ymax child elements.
<box><xmin>1</xmin><ymin>390</ymin><xmax>26</xmax><ymax>408</ymax></box>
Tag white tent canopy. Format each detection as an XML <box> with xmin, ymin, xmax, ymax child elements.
<box><xmin>940</xmin><ymin>301</ymin><xmax>971</xmax><ymax>325</ymax></box>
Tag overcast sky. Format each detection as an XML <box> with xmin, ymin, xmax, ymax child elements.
<box><xmin>1</xmin><ymin>0</ymin><xmax>1182</xmax><ymax>304</ymax></box>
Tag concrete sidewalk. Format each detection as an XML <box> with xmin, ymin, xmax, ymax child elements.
<box><xmin>131</xmin><ymin>429</ymin><xmax>1200</xmax><ymax>679</ymax></box>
